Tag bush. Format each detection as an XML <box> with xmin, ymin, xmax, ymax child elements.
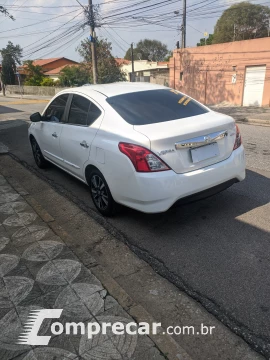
<box><xmin>40</xmin><ymin>78</ymin><xmax>55</xmax><ymax>87</ymax></box>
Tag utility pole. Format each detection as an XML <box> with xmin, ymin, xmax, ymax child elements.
<box><xmin>233</xmin><ymin>23</ymin><xmax>236</xmax><ymax>41</ymax></box>
<box><xmin>88</xmin><ymin>0</ymin><xmax>98</xmax><ymax>84</ymax></box>
<box><xmin>131</xmin><ymin>43</ymin><xmax>135</xmax><ymax>82</ymax></box>
<box><xmin>181</xmin><ymin>0</ymin><xmax>186</xmax><ymax>48</ymax></box>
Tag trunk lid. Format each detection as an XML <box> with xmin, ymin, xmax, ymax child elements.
<box><xmin>134</xmin><ymin>111</ymin><xmax>236</xmax><ymax>174</ymax></box>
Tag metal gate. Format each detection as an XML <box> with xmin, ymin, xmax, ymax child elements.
<box><xmin>243</xmin><ymin>66</ymin><xmax>266</xmax><ymax>106</ymax></box>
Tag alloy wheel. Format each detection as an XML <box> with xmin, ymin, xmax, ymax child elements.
<box><xmin>91</xmin><ymin>174</ymin><xmax>109</xmax><ymax>210</ymax></box>
<box><xmin>32</xmin><ymin>140</ymin><xmax>42</xmax><ymax>166</ymax></box>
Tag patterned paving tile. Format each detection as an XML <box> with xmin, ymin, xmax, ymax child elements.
<box><xmin>0</xmin><ymin>191</ymin><xmax>164</xmax><ymax>360</ymax></box>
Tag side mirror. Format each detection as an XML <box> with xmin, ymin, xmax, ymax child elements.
<box><xmin>30</xmin><ymin>112</ymin><xmax>42</xmax><ymax>122</ymax></box>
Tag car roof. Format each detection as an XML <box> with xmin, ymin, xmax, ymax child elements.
<box><xmin>66</xmin><ymin>82</ymin><xmax>169</xmax><ymax>98</ymax></box>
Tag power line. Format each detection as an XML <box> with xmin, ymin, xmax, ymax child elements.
<box><xmin>102</xmin><ymin>27</ymin><xmax>127</xmax><ymax>52</ymax></box>
<box><xmin>74</xmin><ymin>0</ymin><xmax>86</xmax><ymax>10</ymax></box>
<box><xmin>107</xmin><ymin>25</ymin><xmax>132</xmax><ymax>46</ymax></box>
<box><xmin>23</xmin><ymin>12</ymin><xmax>85</xmax><ymax>51</ymax></box>
<box><xmin>101</xmin><ymin>0</ymin><xmax>178</xmax><ymax>21</ymax></box>
<box><xmin>33</xmin><ymin>29</ymin><xmax>87</xmax><ymax>59</ymax></box>
<box><xmin>0</xmin><ymin>21</ymin><xmax>84</xmax><ymax>39</ymax></box>
<box><xmin>0</xmin><ymin>8</ymin><xmax>81</xmax><ymax>34</ymax></box>
<box><xmin>23</xmin><ymin>20</ymin><xmax>85</xmax><ymax>58</ymax></box>
<box><xmin>5</xmin><ymin>5</ymin><xmax>80</xmax><ymax>8</ymax></box>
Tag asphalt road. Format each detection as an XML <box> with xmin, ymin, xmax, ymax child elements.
<box><xmin>1</xmin><ymin>101</ymin><xmax>270</xmax><ymax>357</ymax></box>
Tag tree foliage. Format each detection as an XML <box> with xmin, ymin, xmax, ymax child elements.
<box><xmin>197</xmin><ymin>34</ymin><xmax>213</xmax><ymax>46</ymax></box>
<box><xmin>40</xmin><ymin>77</ymin><xmax>55</xmax><ymax>87</ymax></box>
<box><xmin>213</xmin><ymin>2</ymin><xmax>270</xmax><ymax>43</ymax></box>
<box><xmin>124</xmin><ymin>39</ymin><xmax>169</xmax><ymax>62</ymax></box>
<box><xmin>0</xmin><ymin>6</ymin><xmax>15</xmax><ymax>21</ymax></box>
<box><xmin>24</xmin><ymin>60</ymin><xmax>45</xmax><ymax>86</ymax></box>
<box><xmin>164</xmin><ymin>51</ymin><xmax>173</xmax><ymax>62</ymax></box>
<box><xmin>58</xmin><ymin>65</ymin><xmax>89</xmax><ymax>87</ymax></box>
<box><xmin>0</xmin><ymin>42</ymin><xmax>22</xmax><ymax>85</ymax></box>
<box><xmin>77</xmin><ymin>38</ymin><xmax>126</xmax><ymax>84</ymax></box>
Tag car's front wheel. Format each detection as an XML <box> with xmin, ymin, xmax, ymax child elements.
<box><xmin>30</xmin><ymin>137</ymin><xmax>48</xmax><ymax>169</ymax></box>
<box><xmin>88</xmin><ymin>169</ymin><xmax>117</xmax><ymax>216</ymax></box>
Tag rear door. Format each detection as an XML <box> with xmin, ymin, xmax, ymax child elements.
<box><xmin>39</xmin><ymin>93</ymin><xmax>69</xmax><ymax>166</ymax></box>
<box><xmin>60</xmin><ymin>93</ymin><xmax>103</xmax><ymax>179</ymax></box>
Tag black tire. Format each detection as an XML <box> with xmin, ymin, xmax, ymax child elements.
<box><xmin>30</xmin><ymin>137</ymin><xmax>48</xmax><ymax>169</ymax></box>
<box><xmin>88</xmin><ymin>169</ymin><xmax>117</xmax><ymax>216</ymax></box>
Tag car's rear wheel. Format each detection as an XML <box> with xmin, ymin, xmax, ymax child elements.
<box><xmin>88</xmin><ymin>169</ymin><xmax>117</xmax><ymax>216</ymax></box>
<box><xmin>30</xmin><ymin>137</ymin><xmax>48</xmax><ymax>169</ymax></box>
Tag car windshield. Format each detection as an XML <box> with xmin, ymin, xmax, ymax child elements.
<box><xmin>106</xmin><ymin>89</ymin><xmax>209</xmax><ymax>125</ymax></box>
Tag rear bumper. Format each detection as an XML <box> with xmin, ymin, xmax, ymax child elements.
<box><xmin>173</xmin><ymin>178</ymin><xmax>238</xmax><ymax>207</ymax></box>
<box><xmin>114</xmin><ymin>145</ymin><xmax>246</xmax><ymax>213</ymax></box>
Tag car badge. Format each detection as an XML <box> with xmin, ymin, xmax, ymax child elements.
<box><xmin>204</xmin><ymin>135</ymin><xmax>211</xmax><ymax>143</ymax></box>
<box><xmin>157</xmin><ymin>149</ymin><xmax>175</xmax><ymax>156</ymax></box>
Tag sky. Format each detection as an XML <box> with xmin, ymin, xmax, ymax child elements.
<box><xmin>0</xmin><ymin>0</ymin><xmax>267</xmax><ymax>63</ymax></box>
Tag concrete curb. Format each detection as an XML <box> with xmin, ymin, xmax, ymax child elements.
<box><xmin>0</xmin><ymin>94</ymin><xmax>51</xmax><ymax>101</ymax></box>
<box><xmin>7</xmin><ymin>176</ymin><xmax>193</xmax><ymax>360</ymax></box>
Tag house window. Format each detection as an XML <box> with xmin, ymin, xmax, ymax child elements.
<box><xmin>180</xmin><ymin>71</ymin><xmax>184</xmax><ymax>81</ymax></box>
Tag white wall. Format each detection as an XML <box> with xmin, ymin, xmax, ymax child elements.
<box><xmin>121</xmin><ymin>60</ymin><xmax>168</xmax><ymax>81</ymax></box>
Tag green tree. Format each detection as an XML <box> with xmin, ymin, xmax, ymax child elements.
<box><xmin>197</xmin><ymin>34</ymin><xmax>213</xmax><ymax>46</ymax></box>
<box><xmin>58</xmin><ymin>65</ymin><xmax>89</xmax><ymax>87</ymax></box>
<box><xmin>0</xmin><ymin>5</ymin><xmax>15</xmax><ymax>20</ymax></box>
<box><xmin>40</xmin><ymin>77</ymin><xmax>55</xmax><ymax>87</ymax></box>
<box><xmin>213</xmin><ymin>2</ymin><xmax>270</xmax><ymax>44</ymax></box>
<box><xmin>77</xmin><ymin>38</ymin><xmax>126</xmax><ymax>83</ymax></box>
<box><xmin>24</xmin><ymin>60</ymin><xmax>45</xmax><ymax>86</ymax></box>
<box><xmin>164</xmin><ymin>51</ymin><xmax>173</xmax><ymax>62</ymax></box>
<box><xmin>0</xmin><ymin>42</ymin><xmax>22</xmax><ymax>93</ymax></box>
<box><xmin>124</xmin><ymin>39</ymin><xmax>169</xmax><ymax>62</ymax></box>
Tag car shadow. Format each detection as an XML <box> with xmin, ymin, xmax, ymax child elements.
<box><xmin>107</xmin><ymin>168</ymin><xmax>270</xmax><ymax>354</ymax></box>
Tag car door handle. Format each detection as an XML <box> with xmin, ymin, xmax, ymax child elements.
<box><xmin>52</xmin><ymin>132</ymin><xmax>58</xmax><ymax>138</ymax></box>
<box><xmin>80</xmin><ymin>141</ymin><xmax>89</xmax><ymax>148</ymax></box>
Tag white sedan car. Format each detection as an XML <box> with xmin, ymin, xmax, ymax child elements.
<box><xmin>29</xmin><ymin>83</ymin><xmax>245</xmax><ymax>216</ymax></box>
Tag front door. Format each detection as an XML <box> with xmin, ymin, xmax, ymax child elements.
<box><xmin>39</xmin><ymin>93</ymin><xmax>69</xmax><ymax>166</ymax></box>
<box><xmin>60</xmin><ymin>93</ymin><xmax>103</xmax><ymax>179</ymax></box>
<box><xmin>40</xmin><ymin>122</ymin><xmax>63</xmax><ymax>165</ymax></box>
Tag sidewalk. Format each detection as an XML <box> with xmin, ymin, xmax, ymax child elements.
<box><xmin>210</xmin><ymin>104</ymin><xmax>270</xmax><ymax>126</ymax></box>
<box><xmin>0</xmin><ymin>93</ymin><xmax>51</xmax><ymax>101</ymax></box>
<box><xmin>0</xmin><ymin>154</ymin><xmax>264</xmax><ymax>360</ymax></box>
<box><xmin>0</xmin><ymin>165</ymin><xmax>188</xmax><ymax>360</ymax></box>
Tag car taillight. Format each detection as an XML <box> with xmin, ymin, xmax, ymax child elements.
<box><xmin>118</xmin><ymin>143</ymin><xmax>171</xmax><ymax>172</ymax></box>
<box><xmin>233</xmin><ymin>124</ymin><xmax>242</xmax><ymax>150</ymax></box>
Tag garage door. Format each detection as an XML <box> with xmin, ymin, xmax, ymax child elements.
<box><xmin>243</xmin><ymin>66</ymin><xmax>266</xmax><ymax>106</ymax></box>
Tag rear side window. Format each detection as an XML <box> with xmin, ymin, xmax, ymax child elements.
<box><xmin>88</xmin><ymin>102</ymin><xmax>102</xmax><ymax>125</ymax></box>
<box><xmin>68</xmin><ymin>94</ymin><xmax>102</xmax><ymax>126</ymax></box>
<box><xmin>45</xmin><ymin>94</ymin><xmax>69</xmax><ymax>122</ymax></box>
<box><xmin>106</xmin><ymin>89</ymin><xmax>208</xmax><ymax>125</ymax></box>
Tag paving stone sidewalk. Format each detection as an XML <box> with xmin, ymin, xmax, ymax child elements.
<box><xmin>0</xmin><ymin>174</ymin><xmax>166</xmax><ymax>360</ymax></box>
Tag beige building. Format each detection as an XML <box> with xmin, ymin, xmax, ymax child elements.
<box><xmin>116</xmin><ymin>59</ymin><xmax>169</xmax><ymax>82</ymax></box>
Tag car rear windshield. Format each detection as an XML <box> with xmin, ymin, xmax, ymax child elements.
<box><xmin>106</xmin><ymin>89</ymin><xmax>209</xmax><ymax>125</ymax></box>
